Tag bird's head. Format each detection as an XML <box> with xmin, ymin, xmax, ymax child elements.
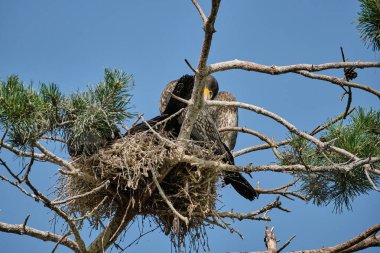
<box><xmin>203</xmin><ymin>75</ymin><xmax>219</xmax><ymax>100</ymax></box>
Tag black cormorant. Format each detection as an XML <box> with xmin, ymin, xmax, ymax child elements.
<box><xmin>131</xmin><ymin>75</ymin><xmax>257</xmax><ymax>201</ymax></box>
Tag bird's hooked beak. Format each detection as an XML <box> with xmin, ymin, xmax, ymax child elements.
<box><xmin>204</xmin><ymin>88</ymin><xmax>212</xmax><ymax>100</ymax></box>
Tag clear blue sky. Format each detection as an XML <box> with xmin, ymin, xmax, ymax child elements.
<box><xmin>0</xmin><ymin>1</ymin><xmax>379</xmax><ymax>252</ymax></box>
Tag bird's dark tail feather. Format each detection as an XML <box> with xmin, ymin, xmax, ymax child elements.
<box><xmin>224</xmin><ymin>171</ymin><xmax>258</xmax><ymax>201</ymax></box>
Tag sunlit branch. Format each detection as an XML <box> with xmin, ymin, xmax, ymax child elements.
<box><xmin>219</xmin><ymin>127</ymin><xmax>282</xmax><ymax>159</ymax></box>
<box><xmin>178</xmin><ymin>0</ymin><xmax>221</xmax><ymax>140</ymax></box>
<box><xmin>181</xmin><ymin>154</ymin><xmax>380</xmax><ymax>174</ymax></box>
<box><xmin>0</xmin><ymin>221</ymin><xmax>79</xmax><ymax>252</ymax></box>
<box><xmin>208</xmin><ymin>100</ymin><xmax>360</xmax><ymax>161</ymax></box>
<box><xmin>209</xmin><ymin>59</ymin><xmax>380</xmax><ymax>75</ymax></box>
<box><xmin>288</xmin><ymin>224</ymin><xmax>380</xmax><ymax>253</ymax></box>
<box><xmin>234</xmin><ymin>107</ymin><xmax>355</xmax><ymax>157</ymax></box>
<box><xmin>296</xmin><ymin>70</ymin><xmax>380</xmax><ymax>98</ymax></box>
<box><xmin>191</xmin><ymin>0</ymin><xmax>207</xmax><ymax>24</ymax></box>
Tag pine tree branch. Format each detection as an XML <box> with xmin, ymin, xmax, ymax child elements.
<box><xmin>0</xmin><ymin>141</ymin><xmax>46</xmax><ymax>160</ymax></box>
<box><xmin>191</xmin><ymin>0</ymin><xmax>207</xmax><ymax>24</ymax></box>
<box><xmin>209</xmin><ymin>60</ymin><xmax>380</xmax><ymax>97</ymax></box>
<box><xmin>33</xmin><ymin>142</ymin><xmax>98</xmax><ymax>185</ymax></box>
<box><xmin>207</xmin><ymin>100</ymin><xmax>361</xmax><ymax>161</ymax></box>
<box><xmin>219</xmin><ymin>127</ymin><xmax>282</xmax><ymax>159</ymax></box>
<box><xmin>180</xmin><ymin>154</ymin><xmax>380</xmax><ymax>174</ymax></box>
<box><xmin>209</xmin><ymin>60</ymin><xmax>380</xmax><ymax>74</ymax></box>
<box><xmin>256</xmin><ymin>178</ymin><xmax>307</xmax><ymax>201</ymax></box>
<box><xmin>22</xmin><ymin>169</ymin><xmax>87</xmax><ymax>253</ymax></box>
<box><xmin>340</xmin><ymin>235</ymin><xmax>380</xmax><ymax>253</ymax></box>
<box><xmin>234</xmin><ymin>108</ymin><xmax>355</xmax><ymax>157</ymax></box>
<box><xmin>0</xmin><ymin>221</ymin><xmax>79</xmax><ymax>252</ymax></box>
<box><xmin>295</xmin><ymin>70</ymin><xmax>380</xmax><ymax>98</ymax></box>
<box><xmin>288</xmin><ymin>224</ymin><xmax>380</xmax><ymax>253</ymax></box>
<box><xmin>34</xmin><ymin>142</ymin><xmax>76</xmax><ymax>172</ymax></box>
<box><xmin>215</xmin><ymin>197</ymin><xmax>288</xmax><ymax>221</ymax></box>
<box><xmin>178</xmin><ymin>0</ymin><xmax>221</xmax><ymax>140</ymax></box>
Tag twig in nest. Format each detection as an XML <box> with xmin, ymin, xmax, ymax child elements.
<box><xmin>128</xmin><ymin>113</ymin><xmax>144</xmax><ymax>130</ymax></box>
<box><xmin>141</xmin><ymin>117</ymin><xmax>175</xmax><ymax>145</ymax></box>
<box><xmin>52</xmin><ymin>181</ymin><xmax>110</xmax><ymax>205</ymax></box>
<box><xmin>151</xmin><ymin>168</ymin><xmax>189</xmax><ymax>226</ymax></box>
<box><xmin>154</xmin><ymin>108</ymin><xmax>185</xmax><ymax>127</ymax></box>
<box><xmin>71</xmin><ymin>196</ymin><xmax>109</xmax><ymax>221</ymax></box>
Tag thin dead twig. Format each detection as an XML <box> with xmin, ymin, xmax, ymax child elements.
<box><xmin>52</xmin><ymin>181</ymin><xmax>110</xmax><ymax>205</ymax></box>
<box><xmin>191</xmin><ymin>0</ymin><xmax>207</xmax><ymax>23</ymax></box>
<box><xmin>219</xmin><ymin>127</ymin><xmax>282</xmax><ymax>159</ymax></box>
<box><xmin>151</xmin><ymin>168</ymin><xmax>189</xmax><ymax>226</ymax></box>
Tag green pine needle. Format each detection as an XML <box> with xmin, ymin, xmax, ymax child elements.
<box><xmin>0</xmin><ymin>69</ymin><xmax>135</xmax><ymax>153</ymax></box>
<box><xmin>357</xmin><ymin>0</ymin><xmax>380</xmax><ymax>51</ymax></box>
<box><xmin>280</xmin><ymin>108</ymin><xmax>380</xmax><ymax>212</ymax></box>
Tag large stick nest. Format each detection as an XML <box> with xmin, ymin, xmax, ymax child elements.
<box><xmin>56</xmin><ymin>129</ymin><xmax>224</xmax><ymax>246</ymax></box>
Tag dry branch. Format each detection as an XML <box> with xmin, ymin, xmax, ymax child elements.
<box><xmin>0</xmin><ymin>221</ymin><xmax>79</xmax><ymax>252</ymax></box>
<box><xmin>178</xmin><ymin>0</ymin><xmax>221</xmax><ymax>140</ymax></box>
<box><xmin>209</xmin><ymin>60</ymin><xmax>380</xmax><ymax>74</ymax></box>
<box><xmin>288</xmin><ymin>224</ymin><xmax>380</xmax><ymax>253</ymax></box>
<box><xmin>235</xmin><ymin>108</ymin><xmax>355</xmax><ymax>157</ymax></box>
<box><xmin>181</xmin><ymin>154</ymin><xmax>380</xmax><ymax>174</ymax></box>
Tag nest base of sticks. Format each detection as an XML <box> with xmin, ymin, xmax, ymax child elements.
<box><xmin>57</xmin><ymin>131</ymin><xmax>222</xmax><ymax>248</ymax></box>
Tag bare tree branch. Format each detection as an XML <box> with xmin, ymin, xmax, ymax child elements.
<box><xmin>207</xmin><ymin>100</ymin><xmax>360</xmax><ymax>161</ymax></box>
<box><xmin>191</xmin><ymin>0</ymin><xmax>207</xmax><ymax>24</ymax></box>
<box><xmin>181</xmin><ymin>154</ymin><xmax>380</xmax><ymax>174</ymax></box>
<box><xmin>295</xmin><ymin>70</ymin><xmax>380</xmax><ymax>98</ymax></box>
<box><xmin>219</xmin><ymin>127</ymin><xmax>282</xmax><ymax>159</ymax></box>
<box><xmin>178</xmin><ymin>0</ymin><xmax>221</xmax><ymax>140</ymax></box>
<box><xmin>256</xmin><ymin>178</ymin><xmax>307</xmax><ymax>201</ymax></box>
<box><xmin>209</xmin><ymin>59</ymin><xmax>380</xmax><ymax>75</ymax></box>
<box><xmin>34</xmin><ymin>142</ymin><xmax>77</xmax><ymax>172</ymax></box>
<box><xmin>288</xmin><ymin>224</ymin><xmax>380</xmax><ymax>253</ymax></box>
<box><xmin>340</xmin><ymin>235</ymin><xmax>380</xmax><ymax>253</ymax></box>
<box><xmin>235</xmin><ymin>108</ymin><xmax>355</xmax><ymax>157</ymax></box>
<box><xmin>215</xmin><ymin>197</ymin><xmax>288</xmax><ymax>221</ymax></box>
<box><xmin>0</xmin><ymin>141</ymin><xmax>46</xmax><ymax>160</ymax></box>
<box><xmin>278</xmin><ymin>235</ymin><xmax>296</xmax><ymax>253</ymax></box>
<box><xmin>0</xmin><ymin>221</ymin><xmax>79</xmax><ymax>252</ymax></box>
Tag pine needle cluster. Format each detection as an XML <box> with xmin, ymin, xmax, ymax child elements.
<box><xmin>0</xmin><ymin>69</ymin><xmax>134</xmax><ymax>152</ymax></box>
<box><xmin>357</xmin><ymin>0</ymin><xmax>380</xmax><ymax>51</ymax></box>
<box><xmin>280</xmin><ymin>108</ymin><xmax>380</xmax><ymax>212</ymax></box>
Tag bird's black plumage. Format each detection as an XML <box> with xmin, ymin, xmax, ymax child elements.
<box><xmin>129</xmin><ymin>75</ymin><xmax>258</xmax><ymax>201</ymax></box>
